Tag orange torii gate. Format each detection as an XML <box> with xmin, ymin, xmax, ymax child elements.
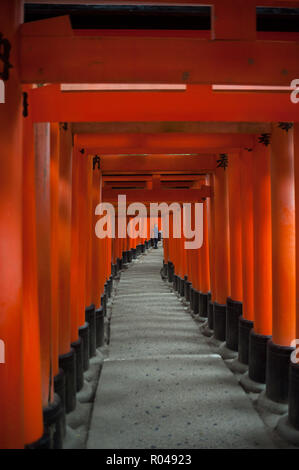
<box><xmin>1</xmin><ymin>0</ymin><xmax>299</xmax><ymax>449</ymax></box>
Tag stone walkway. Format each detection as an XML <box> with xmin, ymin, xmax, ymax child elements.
<box><xmin>87</xmin><ymin>246</ymin><xmax>282</xmax><ymax>449</ymax></box>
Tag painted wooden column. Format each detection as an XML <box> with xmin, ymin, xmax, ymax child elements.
<box><xmin>213</xmin><ymin>165</ymin><xmax>230</xmax><ymax>341</ymax></box>
<box><xmin>238</xmin><ymin>150</ymin><xmax>254</xmax><ymax>366</ymax></box>
<box><xmin>206</xmin><ymin>174</ymin><xmax>216</xmax><ymax>331</ymax></box>
<box><xmin>22</xmin><ymin>86</ymin><xmax>43</xmax><ymax>447</ymax></box>
<box><xmin>199</xmin><ymin>197</ymin><xmax>211</xmax><ymax>319</ymax></box>
<box><xmin>85</xmin><ymin>155</ymin><xmax>97</xmax><ymax>359</ymax></box>
<box><xmin>0</xmin><ymin>0</ymin><xmax>24</xmax><ymax>449</ymax></box>
<box><xmin>288</xmin><ymin>122</ymin><xmax>299</xmax><ymax>430</ymax></box>
<box><xmin>225</xmin><ymin>152</ymin><xmax>243</xmax><ymax>353</ymax></box>
<box><xmin>34</xmin><ymin>123</ymin><xmax>53</xmax><ymax>411</ymax></box>
<box><xmin>248</xmin><ymin>138</ymin><xmax>272</xmax><ymax>386</ymax></box>
<box><xmin>57</xmin><ymin>125</ymin><xmax>77</xmax><ymax>412</ymax></box>
<box><xmin>91</xmin><ymin>162</ymin><xmax>102</xmax><ymax>307</ymax></box>
<box><xmin>50</xmin><ymin>123</ymin><xmax>60</xmax><ymax>383</ymax></box>
<box><xmin>77</xmin><ymin>147</ymin><xmax>89</xmax><ymax>372</ymax></box>
<box><xmin>265</xmin><ymin>123</ymin><xmax>295</xmax><ymax>404</ymax></box>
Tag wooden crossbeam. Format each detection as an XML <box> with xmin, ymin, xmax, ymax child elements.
<box><xmin>77</xmin><ymin>133</ymin><xmax>254</xmax><ymax>154</ymax></box>
<box><xmin>29</xmin><ymin>85</ymin><xmax>299</xmax><ymax>123</ymax></box>
<box><xmin>20</xmin><ymin>18</ymin><xmax>299</xmax><ymax>85</ymax></box>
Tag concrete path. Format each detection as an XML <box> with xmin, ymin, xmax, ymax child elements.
<box><xmin>87</xmin><ymin>246</ymin><xmax>278</xmax><ymax>449</ymax></box>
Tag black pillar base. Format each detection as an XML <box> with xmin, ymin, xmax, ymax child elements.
<box><xmin>122</xmin><ymin>251</ymin><xmax>128</xmax><ymax>264</ymax></box>
<box><xmin>185</xmin><ymin>281</ymin><xmax>191</xmax><ymax>302</ymax></box>
<box><xmin>190</xmin><ymin>287</ymin><xmax>194</xmax><ymax>311</ymax></box>
<box><xmin>289</xmin><ymin>362</ymin><xmax>299</xmax><ymax>430</ymax></box>
<box><xmin>173</xmin><ymin>274</ymin><xmax>178</xmax><ymax>291</ymax></box>
<box><xmin>150</xmin><ymin>238</ymin><xmax>154</xmax><ymax>247</ymax></box>
<box><xmin>226</xmin><ymin>297</ymin><xmax>243</xmax><ymax>351</ymax></box>
<box><xmin>179</xmin><ymin>277</ymin><xmax>185</xmax><ymax>297</ymax></box>
<box><xmin>248</xmin><ymin>330</ymin><xmax>271</xmax><ymax>384</ymax></box>
<box><xmin>117</xmin><ymin>256</ymin><xmax>123</xmax><ymax>271</ymax></box>
<box><xmin>54</xmin><ymin>368</ymin><xmax>66</xmax><ymax>438</ymax></box>
<box><xmin>95</xmin><ymin>307</ymin><xmax>105</xmax><ymax>348</ymax></box>
<box><xmin>71</xmin><ymin>338</ymin><xmax>84</xmax><ymax>392</ymax></box>
<box><xmin>193</xmin><ymin>289</ymin><xmax>200</xmax><ymax>315</ymax></box>
<box><xmin>141</xmin><ymin>243</ymin><xmax>145</xmax><ymax>253</ymax></box>
<box><xmin>85</xmin><ymin>304</ymin><xmax>96</xmax><ymax>358</ymax></box>
<box><xmin>78</xmin><ymin>322</ymin><xmax>89</xmax><ymax>372</ymax></box>
<box><xmin>101</xmin><ymin>293</ymin><xmax>107</xmax><ymax>316</ymax></box>
<box><xmin>213</xmin><ymin>302</ymin><xmax>226</xmax><ymax>341</ymax></box>
<box><xmin>127</xmin><ymin>250</ymin><xmax>133</xmax><ymax>263</ymax></box>
<box><xmin>107</xmin><ymin>276</ymin><xmax>113</xmax><ymax>298</ymax></box>
<box><xmin>59</xmin><ymin>349</ymin><xmax>76</xmax><ymax>414</ymax></box>
<box><xmin>43</xmin><ymin>393</ymin><xmax>64</xmax><ymax>449</ymax></box>
<box><xmin>112</xmin><ymin>263</ymin><xmax>117</xmax><ymax>278</ymax></box>
<box><xmin>266</xmin><ymin>340</ymin><xmax>294</xmax><ymax>403</ymax></box>
<box><xmin>208</xmin><ymin>300</ymin><xmax>214</xmax><ymax>329</ymax></box>
<box><xmin>199</xmin><ymin>292</ymin><xmax>209</xmax><ymax>318</ymax></box>
<box><xmin>168</xmin><ymin>262</ymin><xmax>174</xmax><ymax>283</ymax></box>
<box><xmin>131</xmin><ymin>247</ymin><xmax>137</xmax><ymax>259</ymax></box>
<box><xmin>26</xmin><ymin>433</ymin><xmax>51</xmax><ymax>449</ymax></box>
<box><xmin>238</xmin><ymin>317</ymin><xmax>254</xmax><ymax>365</ymax></box>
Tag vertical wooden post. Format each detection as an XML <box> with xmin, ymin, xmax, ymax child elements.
<box><xmin>22</xmin><ymin>86</ymin><xmax>43</xmax><ymax>446</ymax></box>
<box><xmin>238</xmin><ymin>150</ymin><xmax>254</xmax><ymax>365</ymax></box>
<box><xmin>248</xmin><ymin>139</ymin><xmax>272</xmax><ymax>385</ymax></box>
<box><xmin>207</xmin><ymin>174</ymin><xmax>216</xmax><ymax>330</ymax></box>
<box><xmin>288</xmin><ymin>123</ymin><xmax>299</xmax><ymax>429</ymax></box>
<box><xmin>0</xmin><ymin>0</ymin><xmax>24</xmax><ymax>449</ymax></box>
<box><xmin>213</xmin><ymin>166</ymin><xmax>230</xmax><ymax>341</ymax></box>
<box><xmin>226</xmin><ymin>152</ymin><xmax>243</xmax><ymax>352</ymax></box>
<box><xmin>265</xmin><ymin>123</ymin><xmax>295</xmax><ymax>404</ymax></box>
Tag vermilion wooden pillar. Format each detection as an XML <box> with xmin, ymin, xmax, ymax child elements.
<box><xmin>50</xmin><ymin>123</ymin><xmax>60</xmax><ymax>380</ymax></box>
<box><xmin>22</xmin><ymin>86</ymin><xmax>43</xmax><ymax>447</ymax></box>
<box><xmin>248</xmin><ymin>139</ymin><xmax>272</xmax><ymax>385</ymax></box>
<box><xmin>70</xmin><ymin>147</ymin><xmax>80</xmax><ymax>344</ymax></box>
<box><xmin>225</xmin><ymin>152</ymin><xmax>243</xmax><ymax>352</ymax></box>
<box><xmin>91</xmin><ymin>166</ymin><xmax>102</xmax><ymax>306</ymax></box>
<box><xmin>206</xmin><ymin>174</ymin><xmax>216</xmax><ymax>330</ymax></box>
<box><xmin>213</xmin><ymin>166</ymin><xmax>230</xmax><ymax>341</ymax></box>
<box><xmin>288</xmin><ymin>123</ymin><xmax>299</xmax><ymax>430</ymax></box>
<box><xmin>199</xmin><ymin>198</ymin><xmax>211</xmax><ymax>318</ymax></box>
<box><xmin>85</xmin><ymin>155</ymin><xmax>94</xmax><ymax>309</ymax></box>
<box><xmin>57</xmin><ymin>125</ymin><xmax>78</xmax><ymax>411</ymax></box>
<box><xmin>0</xmin><ymin>0</ymin><xmax>24</xmax><ymax>449</ymax></box>
<box><xmin>35</xmin><ymin>123</ymin><xmax>53</xmax><ymax>409</ymax></box>
<box><xmin>265</xmin><ymin>123</ymin><xmax>295</xmax><ymax>404</ymax></box>
<box><xmin>238</xmin><ymin>150</ymin><xmax>254</xmax><ymax>366</ymax></box>
<box><xmin>77</xmin><ymin>148</ymin><xmax>89</xmax><ymax>371</ymax></box>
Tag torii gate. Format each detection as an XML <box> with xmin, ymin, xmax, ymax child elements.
<box><xmin>1</xmin><ymin>0</ymin><xmax>299</xmax><ymax>450</ymax></box>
